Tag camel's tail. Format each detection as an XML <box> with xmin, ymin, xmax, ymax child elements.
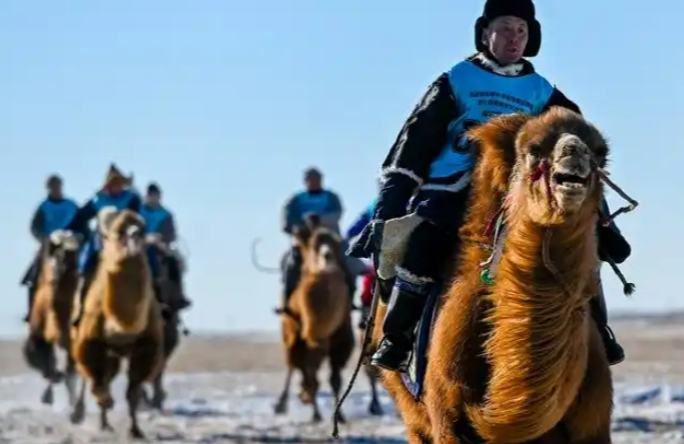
<box><xmin>251</xmin><ymin>238</ymin><xmax>281</xmax><ymax>274</ymax></box>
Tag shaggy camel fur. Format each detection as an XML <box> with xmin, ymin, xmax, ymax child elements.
<box><xmin>275</xmin><ymin>224</ymin><xmax>354</xmax><ymax>423</ymax></box>
<box><xmin>24</xmin><ymin>230</ymin><xmax>80</xmax><ymax>406</ymax></box>
<box><xmin>70</xmin><ymin>209</ymin><xmax>164</xmax><ymax>439</ymax></box>
<box><xmin>373</xmin><ymin>108</ymin><xmax>614</xmax><ymax>444</ymax></box>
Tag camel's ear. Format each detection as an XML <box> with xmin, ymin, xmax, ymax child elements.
<box><xmin>467</xmin><ymin>113</ymin><xmax>532</xmax><ymax>195</ymax></box>
<box><xmin>304</xmin><ymin>213</ymin><xmax>321</xmax><ymax>230</ymax></box>
<box><xmin>97</xmin><ymin>207</ymin><xmax>119</xmax><ymax>236</ymax></box>
<box><xmin>292</xmin><ymin>225</ymin><xmax>312</xmax><ymax>247</ymax></box>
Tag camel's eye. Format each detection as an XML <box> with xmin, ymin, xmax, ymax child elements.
<box><xmin>592</xmin><ymin>143</ymin><xmax>608</xmax><ymax>161</ymax></box>
<box><xmin>528</xmin><ymin>143</ymin><xmax>543</xmax><ymax>158</ymax></box>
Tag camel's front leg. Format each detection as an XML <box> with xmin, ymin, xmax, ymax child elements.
<box><xmin>274</xmin><ymin>367</ymin><xmax>293</xmax><ymax>415</ymax></box>
<box><xmin>127</xmin><ymin>335</ymin><xmax>163</xmax><ymax>439</ymax></box>
<box><xmin>70</xmin><ymin>377</ymin><xmax>87</xmax><ymax>425</ymax></box>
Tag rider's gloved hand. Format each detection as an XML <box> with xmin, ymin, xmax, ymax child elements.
<box><xmin>597</xmin><ymin>223</ymin><xmax>631</xmax><ymax>264</ymax></box>
<box><xmin>347</xmin><ymin>220</ymin><xmax>384</xmax><ymax>266</ymax></box>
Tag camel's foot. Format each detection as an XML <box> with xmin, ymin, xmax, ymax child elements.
<box><xmin>152</xmin><ymin>389</ymin><xmax>166</xmax><ymax>411</ymax></box>
<box><xmin>139</xmin><ymin>388</ymin><xmax>153</xmax><ymax>411</ymax></box>
<box><xmin>274</xmin><ymin>396</ymin><xmax>288</xmax><ymax>415</ymax></box>
<box><xmin>312</xmin><ymin>410</ymin><xmax>322</xmax><ymax>423</ymax></box>
<box><xmin>98</xmin><ymin>396</ymin><xmax>114</xmax><ymax>410</ymax></box>
<box><xmin>70</xmin><ymin>400</ymin><xmax>85</xmax><ymax>425</ymax></box>
<box><xmin>41</xmin><ymin>386</ymin><xmax>54</xmax><ymax>405</ymax></box>
<box><xmin>94</xmin><ymin>387</ymin><xmax>114</xmax><ymax>411</ymax></box>
<box><xmin>335</xmin><ymin>410</ymin><xmax>346</xmax><ymax>424</ymax></box>
<box><xmin>100</xmin><ymin>410</ymin><xmax>114</xmax><ymax>433</ymax></box>
<box><xmin>47</xmin><ymin>370</ymin><xmax>65</xmax><ymax>384</ymax></box>
<box><xmin>130</xmin><ymin>424</ymin><xmax>146</xmax><ymax>440</ymax></box>
<box><xmin>298</xmin><ymin>390</ymin><xmax>314</xmax><ymax>405</ymax></box>
<box><xmin>369</xmin><ymin>398</ymin><xmax>384</xmax><ymax>416</ymax></box>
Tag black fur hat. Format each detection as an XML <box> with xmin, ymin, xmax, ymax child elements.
<box><xmin>474</xmin><ymin>0</ymin><xmax>541</xmax><ymax>57</ymax></box>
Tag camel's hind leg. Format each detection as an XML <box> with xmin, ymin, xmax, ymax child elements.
<box><xmin>24</xmin><ymin>336</ymin><xmax>61</xmax><ymax>405</ymax></box>
<box><xmin>127</xmin><ymin>336</ymin><xmax>162</xmax><ymax>440</ymax></box>
<box><xmin>300</xmin><ymin>364</ymin><xmax>322</xmax><ymax>423</ymax></box>
<box><xmin>151</xmin><ymin>370</ymin><xmax>166</xmax><ymax>411</ymax></box>
<box><xmin>274</xmin><ymin>367</ymin><xmax>293</xmax><ymax>415</ymax></box>
<box><xmin>366</xmin><ymin>365</ymin><xmax>384</xmax><ymax>416</ymax></box>
<box><xmin>65</xmin><ymin>356</ymin><xmax>78</xmax><ymax>407</ymax></box>
<box><xmin>152</xmin><ymin>313</ymin><xmax>179</xmax><ymax>411</ymax></box>
<box><xmin>95</xmin><ymin>356</ymin><xmax>119</xmax><ymax>433</ymax></box>
<box><xmin>329</xmin><ymin>318</ymin><xmax>354</xmax><ymax>424</ymax></box>
<box><xmin>70</xmin><ymin>377</ymin><xmax>87</xmax><ymax>424</ymax></box>
<box><xmin>329</xmin><ymin>365</ymin><xmax>346</xmax><ymax>424</ymax></box>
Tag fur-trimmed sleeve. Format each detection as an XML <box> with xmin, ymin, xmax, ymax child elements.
<box><xmin>376</xmin><ymin>74</ymin><xmax>459</xmax><ymax>220</ymax></box>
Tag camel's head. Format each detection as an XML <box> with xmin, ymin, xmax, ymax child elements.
<box><xmin>295</xmin><ymin>221</ymin><xmax>343</xmax><ymax>273</ymax></box>
<box><xmin>508</xmin><ymin>107</ymin><xmax>609</xmax><ymax>225</ymax></box>
<box><xmin>98</xmin><ymin>208</ymin><xmax>147</xmax><ymax>272</ymax></box>
<box><xmin>44</xmin><ymin>229</ymin><xmax>80</xmax><ymax>284</ymax></box>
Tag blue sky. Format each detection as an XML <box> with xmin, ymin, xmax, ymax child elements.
<box><xmin>1</xmin><ymin>1</ymin><xmax>682</xmax><ymax>336</ymax></box>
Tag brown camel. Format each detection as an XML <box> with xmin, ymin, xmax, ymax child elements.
<box><xmin>70</xmin><ymin>209</ymin><xmax>164</xmax><ymax>439</ymax></box>
<box><xmin>24</xmin><ymin>230</ymin><xmax>81</xmax><ymax>406</ymax></box>
<box><xmin>274</xmin><ymin>223</ymin><xmax>354</xmax><ymax>423</ymax></box>
<box><xmin>373</xmin><ymin>107</ymin><xmax>615</xmax><ymax>443</ymax></box>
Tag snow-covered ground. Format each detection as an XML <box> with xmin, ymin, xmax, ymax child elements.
<box><xmin>0</xmin><ymin>371</ymin><xmax>683</xmax><ymax>443</ymax></box>
<box><xmin>1</xmin><ymin>316</ymin><xmax>683</xmax><ymax>443</ymax></box>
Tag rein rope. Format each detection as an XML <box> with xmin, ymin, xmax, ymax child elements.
<box><xmin>530</xmin><ymin>159</ymin><xmax>639</xmax><ymax>297</ymax></box>
<box><xmin>483</xmin><ymin>160</ymin><xmax>639</xmax><ymax>296</ymax></box>
<box><xmin>332</xmin><ymin>278</ymin><xmax>381</xmax><ymax>438</ymax></box>
<box><xmin>596</xmin><ymin>168</ymin><xmax>639</xmax><ymax>226</ymax></box>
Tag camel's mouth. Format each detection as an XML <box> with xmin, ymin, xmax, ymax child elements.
<box><xmin>552</xmin><ymin>172</ymin><xmax>589</xmax><ymax>190</ymax></box>
<box><xmin>548</xmin><ymin>166</ymin><xmax>593</xmax><ymax>213</ymax></box>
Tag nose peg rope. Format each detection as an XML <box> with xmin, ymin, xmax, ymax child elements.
<box><xmin>596</xmin><ymin>168</ymin><xmax>639</xmax><ymax>226</ymax></box>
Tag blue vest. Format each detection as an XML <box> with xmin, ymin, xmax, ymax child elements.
<box><xmin>428</xmin><ymin>61</ymin><xmax>554</xmax><ymax>182</ymax></box>
<box><xmin>39</xmin><ymin>199</ymin><xmax>78</xmax><ymax>235</ymax></box>
<box><xmin>140</xmin><ymin>205</ymin><xmax>171</xmax><ymax>234</ymax></box>
<box><xmin>296</xmin><ymin>191</ymin><xmax>332</xmax><ymax>217</ymax></box>
<box><xmin>92</xmin><ymin>190</ymin><xmax>137</xmax><ymax>212</ymax></box>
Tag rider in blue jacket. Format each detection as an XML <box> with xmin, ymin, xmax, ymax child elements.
<box><xmin>277</xmin><ymin>167</ymin><xmax>343</xmax><ymax>313</ymax></box>
<box><xmin>350</xmin><ymin>0</ymin><xmax>630</xmax><ymax>372</ymax></box>
<box><xmin>69</xmin><ymin>164</ymin><xmax>141</xmax><ymax>326</ymax></box>
<box><xmin>21</xmin><ymin>175</ymin><xmax>78</xmax><ymax>321</ymax></box>
<box><xmin>140</xmin><ymin>182</ymin><xmax>191</xmax><ymax>311</ymax></box>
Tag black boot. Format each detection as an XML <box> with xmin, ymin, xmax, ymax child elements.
<box><xmin>600</xmin><ymin>324</ymin><xmax>625</xmax><ymax>366</ymax></box>
<box><xmin>24</xmin><ymin>285</ymin><xmax>36</xmax><ymax>323</ymax></box>
<box><xmin>22</xmin><ymin>256</ymin><xmax>40</xmax><ymax>323</ymax></box>
<box><xmin>590</xmin><ymin>288</ymin><xmax>625</xmax><ymax>366</ymax></box>
<box><xmin>152</xmin><ymin>282</ymin><xmax>173</xmax><ymax>320</ymax></box>
<box><xmin>275</xmin><ymin>248</ymin><xmax>301</xmax><ymax>315</ymax></box>
<box><xmin>370</xmin><ymin>283</ymin><xmax>428</xmax><ymax>373</ymax></box>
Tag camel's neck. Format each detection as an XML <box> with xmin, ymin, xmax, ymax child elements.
<box><xmin>103</xmin><ymin>257</ymin><xmax>152</xmax><ymax>333</ymax></box>
<box><xmin>467</xmin><ymin>209</ymin><xmax>598</xmax><ymax>441</ymax></box>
